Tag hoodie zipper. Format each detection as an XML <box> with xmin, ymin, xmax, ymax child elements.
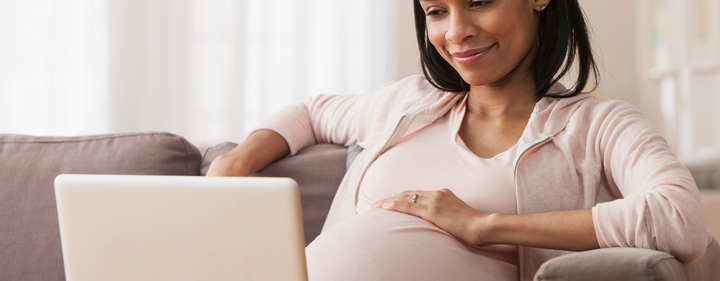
<box><xmin>513</xmin><ymin>135</ymin><xmax>551</xmax><ymax>214</ymax></box>
<box><xmin>352</xmin><ymin>114</ymin><xmax>415</xmax><ymax>211</ymax></box>
<box><xmin>512</xmin><ymin>135</ymin><xmax>551</xmax><ymax>280</ymax></box>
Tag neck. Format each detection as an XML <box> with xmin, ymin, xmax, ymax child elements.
<box><xmin>465</xmin><ymin>37</ymin><xmax>542</xmax><ymax>119</ymax></box>
<box><xmin>465</xmin><ymin>75</ymin><xmax>540</xmax><ymax>119</ymax></box>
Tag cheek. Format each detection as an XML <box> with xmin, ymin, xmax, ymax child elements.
<box><xmin>488</xmin><ymin>12</ymin><xmax>536</xmax><ymax>58</ymax></box>
<box><xmin>427</xmin><ymin>22</ymin><xmax>449</xmax><ymax>56</ymax></box>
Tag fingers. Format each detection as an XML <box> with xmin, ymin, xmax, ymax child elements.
<box><xmin>371</xmin><ymin>189</ymin><xmax>456</xmax><ymax>207</ymax></box>
<box><xmin>371</xmin><ymin>191</ymin><xmax>425</xmax><ymax>208</ymax></box>
<box><xmin>367</xmin><ymin>188</ymin><xmax>486</xmax><ymax>246</ymax></box>
<box><xmin>383</xmin><ymin>192</ymin><xmax>420</xmax><ymax>208</ymax></box>
<box><xmin>380</xmin><ymin>196</ymin><xmax>430</xmax><ymax>219</ymax></box>
<box><xmin>206</xmin><ymin>154</ymin><xmax>252</xmax><ymax>177</ymax></box>
<box><xmin>372</xmin><ymin>190</ymin><xmax>448</xmax><ymax>220</ymax></box>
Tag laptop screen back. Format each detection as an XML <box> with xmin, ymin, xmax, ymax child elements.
<box><xmin>55</xmin><ymin>174</ymin><xmax>307</xmax><ymax>281</ymax></box>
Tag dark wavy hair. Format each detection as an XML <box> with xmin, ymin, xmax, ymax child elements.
<box><xmin>413</xmin><ymin>0</ymin><xmax>599</xmax><ymax>98</ymax></box>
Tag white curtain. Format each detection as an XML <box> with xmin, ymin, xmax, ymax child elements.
<box><xmin>0</xmin><ymin>0</ymin><xmax>109</xmax><ymax>136</ymax></box>
<box><xmin>0</xmin><ymin>0</ymin><xmax>418</xmax><ymax>150</ymax></box>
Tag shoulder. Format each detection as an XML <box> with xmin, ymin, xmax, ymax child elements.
<box><xmin>364</xmin><ymin>74</ymin><xmax>450</xmax><ymax>114</ymax></box>
<box><xmin>372</xmin><ymin>74</ymin><xmax>440</xmax><ymax>101</ymax></box>
<box><xmin>550</xmin><ymin>94</ymin><xmax>663</xmax><ymax>151</ymax></box>
<box><xmin>540</xmin><ymin>93</ymin><xmax>660</xmax><ymax>147</ymax></box>
<box><xmin>386</xmin><ymin>74</ymin><xmax>437</xmax><ymax>92</ymax></box>
<box><xmin>571</xmin><ymin>95</ymin><xmax>650</xmax><ymax>131</ymax></box>
<box><xmin>577</xmin><ymin>95</ymin><xmax>642</xmax><ymax>115</ymax></box>
<box><xmin>543</xmin><ymin>94</ymin><xmax>647</xmax><ymax>129</ymax></box>
<box><xmin>547</xmin><ymin>94</ymin><xmax>641</xmax><ymax>117</ymax></box>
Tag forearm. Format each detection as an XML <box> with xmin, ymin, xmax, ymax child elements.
<box><xmin>206</xmin><ymin>129</ymin><xmax>290</xmax><ymax>177</ymax></box>
<box><xmin>483</xmin><ymin>209</ymin><xmax>599</xmax><ymax>251</ymax></box>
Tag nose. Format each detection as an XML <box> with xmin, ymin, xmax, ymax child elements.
<box><xmin>445</xmin><ymin>10</ymin><xmax>478</xmax><ymax>44</ymax></box>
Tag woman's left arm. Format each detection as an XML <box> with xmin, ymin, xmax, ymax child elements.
<box><xmin>589</xmin><ymin>101</ymin><xmax>706</xmax><ymax>263</ymax></box>
<box><xmin>373</xmin><ymin>101</ymin><xmax>707</xmax><ymax>263</ymax></box>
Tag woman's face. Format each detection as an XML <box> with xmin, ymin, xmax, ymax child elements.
<box><xmin>419</xmin><ymin>0</ymin><xmax>546</xmax><ymax>87</ymax></box>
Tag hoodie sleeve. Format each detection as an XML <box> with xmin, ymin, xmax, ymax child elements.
<box><xmin>252</xmin><ymin>75</ymin><xmax>436</xmax><ymax>155</ymax></box>
<box><xmin>591</xmin><ymin>101</ymin><xmax>707</xmax><ymax>264</ymax></box>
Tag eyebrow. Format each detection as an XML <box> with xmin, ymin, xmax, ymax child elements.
<box><xmin>418</xmin><ymin>0</ymin><xmax>444</xmax><ymax>4</ymax></box>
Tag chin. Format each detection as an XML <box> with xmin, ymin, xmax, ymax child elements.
<box><xmin>458</xmin><ymin>72</ymin><xmax>504</xmax><ymax>87</ymax></box>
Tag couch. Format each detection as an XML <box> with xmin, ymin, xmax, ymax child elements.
<box><xmin>1</xmin><ymin>132</ymin><xmax>718</xmax><ymax>280</ymax></box>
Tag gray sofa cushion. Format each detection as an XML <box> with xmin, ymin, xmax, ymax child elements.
<box><xmin>0</xmin><ymin>132</ymin><xmax>201</xmax><ymax>281</ymax></box>
<box><xmin>201</xmin><ymin>143</ymin><xmax>346</xmax><ymax>246</ymax></box>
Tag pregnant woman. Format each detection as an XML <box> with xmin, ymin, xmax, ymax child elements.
<box><xmin>207</xmin><ymin>0</ymin><xmax>707</xmax><ymax>280</ymax></box>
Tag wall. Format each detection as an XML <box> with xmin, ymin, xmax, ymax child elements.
<box><xmin>579</xmin><ymin>0</ymin><xmax>640</xmax><ymax>106</ymax></box>
<box><xmin>396</xmin><ymin>0</ymin><xmax>422</xmax><ymax>80</ymax></box>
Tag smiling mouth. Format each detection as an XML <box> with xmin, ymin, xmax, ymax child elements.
<box><xmin>450</xmin><ymin>44</ymin><xmax>496</xmax><ymax>65</ymax></box>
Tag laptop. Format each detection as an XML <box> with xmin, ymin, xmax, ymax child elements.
<box><xmin>54</xmin><ymin>174</ymin><xmax>308</xmax><ymax>281</ymax></box>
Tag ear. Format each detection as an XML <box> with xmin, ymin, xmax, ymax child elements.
<box><xmin>534</xmin><ymin>0</ymin><xmax>551</xmax><ymax>12</ymax></box>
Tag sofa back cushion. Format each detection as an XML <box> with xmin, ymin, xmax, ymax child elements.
<box><xmin>0</xmin><ymin>132</ymin><xmax>201</xmax><ymax>281</ymax></box>
<box><xmin>201</xmin><ymin>143</ymin><xmax>346</xmax><ymax>246</ymax></box>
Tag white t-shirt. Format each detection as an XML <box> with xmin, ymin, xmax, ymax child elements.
<box><xmin>306</xmin><ymin>95</ymin><xmax>520</xmax><ymax>281</ymax></box>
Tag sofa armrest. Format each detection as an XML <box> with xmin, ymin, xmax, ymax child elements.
<box><xmin>534</xmin><ymin>247</ymin><xmax>689</xmax><ymax>281</ymax></box>
<box><xmin>687</xmin><ymin>233</ymin><xmax>720</xmax><ymax>281</ymax></box>
<box><xmin>535</xmin><ymin>233</ymin><xmax>720</xmax><ymax>281</ymax></box>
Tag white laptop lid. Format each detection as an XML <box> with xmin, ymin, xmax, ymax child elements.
<box><xmin>54</xmin><ymin>174</ymin><xmax>307</xmax><ymax>281</ymax></box>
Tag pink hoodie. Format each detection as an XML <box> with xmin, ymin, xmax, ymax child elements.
<box><xmin>256</xmin><ymin>75</ymin><xmax>707</xmax><ymax>280</ymax></box>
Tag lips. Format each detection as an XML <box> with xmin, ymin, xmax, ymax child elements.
<box><xmin>450</xmin><ymin>44</ymin><xmax>496</xmax><ymax>65</ymax></box>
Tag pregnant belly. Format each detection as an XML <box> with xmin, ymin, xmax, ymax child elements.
<box><xmin>305</xmin><ymin>209</ymin><xmax>518</xmax><ymax>281</ymax></box>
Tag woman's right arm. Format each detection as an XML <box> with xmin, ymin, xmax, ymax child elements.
<box><xmin>206</xmin><ymin>129</ymin><xmax>290</xmax><ymax>177</ymax></box>
<box><xmin>207</xmin><ymin>75</ymin><xmax>436</xmax><ymax>177</ymax></box>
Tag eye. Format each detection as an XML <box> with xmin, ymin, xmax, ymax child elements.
<box><xmin>426</xmin><ymin>8</ymin><xmax>446</xmax><ymax>17</ymax></box>
<box><xmin>469</xmin><ymin>1</ymin><xmax>492</xmax><ymax>8</ymax></box>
